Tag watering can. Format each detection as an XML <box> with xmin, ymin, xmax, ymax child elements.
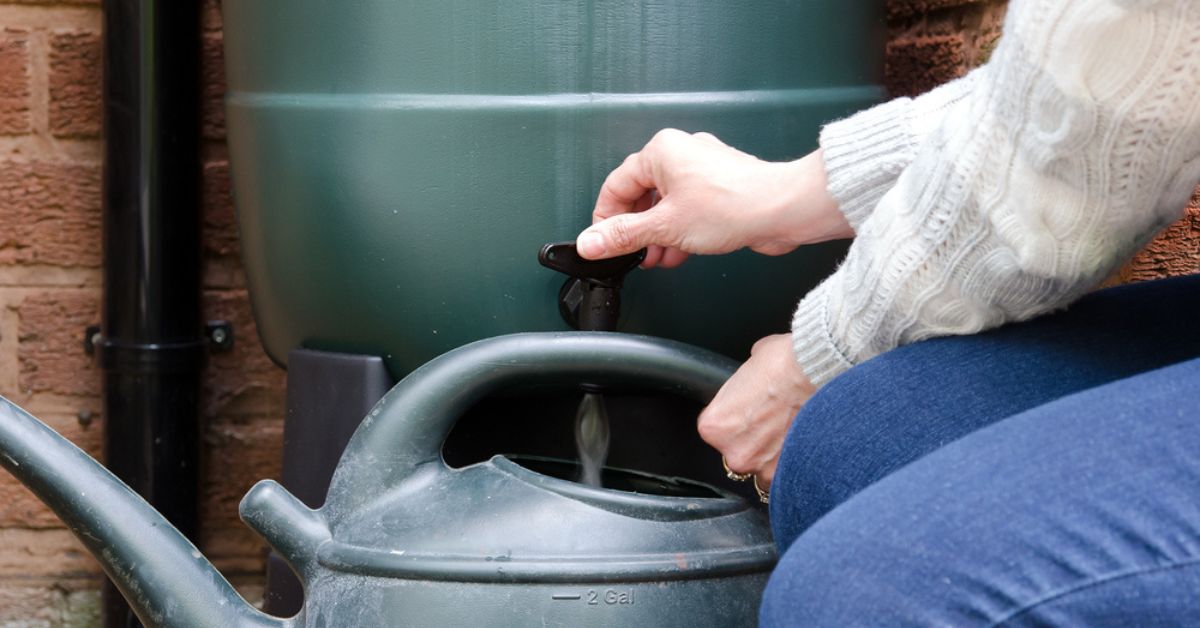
<box><xmin>0</xmin><ymin>333</ymin><xmax>776</xmax><ymax>627</ymax></box>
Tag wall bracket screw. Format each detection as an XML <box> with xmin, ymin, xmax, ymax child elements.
<box><xmin>206</xmin><ymin>321</ymin><xmax>234</xmax><ymax>353</ymax></box>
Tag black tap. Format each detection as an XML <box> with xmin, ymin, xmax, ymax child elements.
<box><xmin>537</xmin><ymin>242</ymin><xmax>646</xmax><ymax>332</ymax></box>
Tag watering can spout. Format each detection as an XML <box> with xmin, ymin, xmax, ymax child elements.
<box><xmin>0</xmin><ymin>397</ymin><xmax>289</xmax><ymax>628</ymax></box>
<box><xmin>240</xmin><ymin>479</ymin><xmax>330</xmax><ymax>580</ymax></box>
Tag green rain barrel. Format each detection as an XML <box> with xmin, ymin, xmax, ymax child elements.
<box><xmin>222</xmin><ymin>2</ymin><xmax>885</xmax><ymax>376</ymax></box>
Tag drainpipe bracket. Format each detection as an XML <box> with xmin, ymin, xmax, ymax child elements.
<box><xmin>84</xmin><ymin>325</ymin><xmax>101</xmax><ymax>356</ymax></box>
<box><xmin>82</xmin><ymin>320</ymin><xmax>233</xmax><ymax>365</ymax></box>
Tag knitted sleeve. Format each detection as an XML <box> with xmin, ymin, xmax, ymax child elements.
<box><xmin>792</xmin><ymin>0</ymin><xmax>1200</xmax><ymax>388</ymax></box>
<box><xmin>820</xmin><ymin>70</ymin><xmax>980</xmax><ymax>230</ymax></box>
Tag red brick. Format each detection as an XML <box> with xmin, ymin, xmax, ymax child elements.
<box><xmin>202</xmin><ymin>289</ymin><xmax>286</xmax><ymax>418</ymax></box>
<box><xmin>885</xmin><ymin>34</ymin><xmax>967</xmax><ymax>98</ymax></box>
<box><xmin>0</xmin><ymin>585</ymin><xmax>67</xmax><ymax>625</ymax></box>
<box><xmin>49</xmin><ymin>30</ymin><xmax>102</xmax><ymax>139</ymax></box>
<box><xmin>200</xmin><ymin>523</ymin><xmax>270</xmax><ymax>576</ymax></box>
<box><xmin>202</xmin><ymin>32</ymin><xmax>226</xmax><ymax>140</ymax></box>
<box><xmin>0</xmin><ymin>529</ymin><xmax>101</xmax><ymax>578</ymax></box>
<box><xmin>1115</xmin><ymin>186</ymin><xmax>1200</xmax><ymax>284</ymax></box>
<box><xmin>0</xmin><ymin>582</ymin><xmax>99</xmax><ymax>627</ymax></box>
<box><xmin>199</xmin><ymin>415</ymin><xmax>281</xmax><ymax>578</ymax></box>
<box><xmin>0</xmin><ymin>29</ymin><xmax>32</xmax><ymax>135</ymax></box>
<box><xmin>201</xmin><ymin>419</ymin><xmax>282</xmax><ymax>529</ymax></box>
<box><xmin>0</xmin><ymin>412</ymin><xmax>103</xmax><ymax>529</ymax></box>
<box><xmin>0</xmin><ymin>0</ymin><xmax>283</xmax><ymax>601</ymax></box>
<box><xmin>0</xmin><ymin>160</ymin><xmax>102</xmax><ymax>267</ymax></box>
<box><xmin>888</xmin><ymin>0</ymin><xmax>987</xmax><ymax>21</ymax></box>
<box><xmin>203</xmin><ymin>160</ymin><xmax>239</xmax><ymax>259</ymax></box>
<box><xmin>203</xmin><ymin>0</ymin><xmax>224</xmax><ymax>32</ymax></box>
<box><xmin>16</xmin><ymin>290</ymin><xmax>102</xmax><ymax>398</ymax></box>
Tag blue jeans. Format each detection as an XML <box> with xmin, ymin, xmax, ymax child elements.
<box><xmin>762</xmin><ymin>274</ymin><xmax>1200</xmax><ymax>626</ymax></box>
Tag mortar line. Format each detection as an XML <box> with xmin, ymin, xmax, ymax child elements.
<box><xmin>0</xmin><ymin>135</ymin><xmax>102</xmax><ymax>161</ymax></box>
<box><xmin>27</xmin><ymin>27</ymin><xmax>47</xmax><ymax>139</ymax></box>
<box><xmin>0</xmin><ymin>290</ymin><xmax>20</xmax><ymax>396</ymax></box>
<box><xmin>0</xmin><ymin>6</ymin><xmax>101</xmax><ymax>31</ymax></box>
<box><xmin>0</xmin><ymin>267</ymin><xmax>101</xmax><ymax>288</ymax></box>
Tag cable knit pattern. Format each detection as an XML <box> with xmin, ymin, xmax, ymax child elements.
<box><xmin>820</xmin><ymin>71</ymin><xmax>980</xmax><ymax>230</ymax></box>
<box><xmin>794</xmin><ymin>0</ymin><xmax>1200</xmax><ymax>388</ymax></box>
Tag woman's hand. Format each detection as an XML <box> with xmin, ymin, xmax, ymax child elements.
<box><xmin>578</xmin><ymin>129</ymin><xmax>831</xmax><ymax>488</ymax></box>
<box><xmin>697</xmin><ymin>334</ymin><xmax>816</xmax><ymax>488</ymax></box>
<box><xmin>576</xmin><ymin>129</ymin><xmax>850</xmax><ymax>267</ymax></box>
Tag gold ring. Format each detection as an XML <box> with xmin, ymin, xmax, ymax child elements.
<box><xmin>722</xmin><ymin>457</ymin><xmax>751</xmax><ymax>482</ymax></box>
<box><xmin>753</xmin><ymin>476</ymin><xmax>770</xmax><ymax>505</ymax></box>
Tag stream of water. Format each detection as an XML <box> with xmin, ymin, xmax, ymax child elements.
<box><xmin>574</xmin><ymin>393</ymin><xmax>610</xmax><ymax>487</ymax></box>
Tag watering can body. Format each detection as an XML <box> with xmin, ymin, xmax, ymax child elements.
<box><xmin>0</xmin><ymin>333</ymin><xmax>775</xmax><ymax>627</ymax></box>
<box><xmin>286</xmin><ymin>453</ymin><xmax>772</xmax><ymax>627</ymax></box>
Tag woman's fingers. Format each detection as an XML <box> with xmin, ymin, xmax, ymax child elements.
<box><xmin>640</xmin><ymin>247</ymin><xmax>688</xmax><ymax>270</ymax></box>
<box><xmin>699</xmin><ymin>397</ymin><xmax>778</xmax><ymax>478</ymax></box>
<box><xmin>585</xmin><ymin>128</ymin><xmax>823</xmax><ymax>263</ymax></box>
<box><xmin>593</xmin><ymin>150</ymin><xmax>656</xmax><ymax>222</ymax></box>
<box><xmin>659</xmin><ymin>247</ymin><xmax>689</xmax><ymax>268</ymax></box>
<box><xmin>756</xmin><ymin>460</ymin><xmax>778</xmax><ymax>488</ymax></box>
<box><xmin>641</xmin><ymin>245</ymin><xmax>665</xmax><ymax>268</ymax></box>
<box><xmin>696</xmin><ymin>334</ymin><xmax>815</xmax><ymax>486</ymax></box>
<box><xmin>578</xmin><ymin>201</ymin><xmax>672</xmax><ymax>259</ymax></box>
<box><xmin>586</xmin><ymin>146</ymin><xmax>673</xmax><ymax>260</ymax></box>
<box><xmin>697</xmin><ymin>361</ymin><xmax>767</xmax><ymax>473</ymax></box>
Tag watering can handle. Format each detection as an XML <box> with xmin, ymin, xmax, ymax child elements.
<box><xmin>323</xmin><ymin>332</ymin><xmax>738</xmax><ymax>510</ymax></box>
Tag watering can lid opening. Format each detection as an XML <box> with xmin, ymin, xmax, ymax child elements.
<box><xmin>504</xmin><ymin>455</ymin><xmax>723</xmax><ymax>498</ymax></box>
<box><xmin>493</xmin><ymin>454</ymin><xmax>748</xmax><ymax>522</ymax></box>
<box><xmin>315</xmin><ymin>453</ymin><xmax>776</xmax><ymax>583</ymax></box>
<box><xmin>319</xmin><ymin>453</ymin><xmax>775</xmax><ymax>579</ymax></box>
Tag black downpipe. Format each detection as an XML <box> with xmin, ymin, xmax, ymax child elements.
<box><xmin>99</xmin><ymin>1</ymin><xmax>204</xmax><ymax>626</ymax></box>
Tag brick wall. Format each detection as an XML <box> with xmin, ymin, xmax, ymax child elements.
<box><xmin>885</xmin><ymin>0</ymin><xmax>1200</xmax><ymax>283</ymax></box>
<box><xmin>0</xmin><ymin>1</ymin><xmax>284</xmax><ymax>624</ymax></box>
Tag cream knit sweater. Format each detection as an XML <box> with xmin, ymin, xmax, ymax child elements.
<box><xmin>792</xmin><ymin>0</ymin><xmax>1200</xmax><ymax>388</ymax></box>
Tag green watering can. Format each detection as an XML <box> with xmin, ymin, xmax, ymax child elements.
<box><xmin>0</xmin><ymin>333</ymin><xmax>776</xmax><ymax>627</ymax></box>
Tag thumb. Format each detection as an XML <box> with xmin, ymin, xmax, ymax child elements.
<box><xmin>577</xmin><ymin>209</ymin><xmax>668</xmax><ymax>259</ymax></box>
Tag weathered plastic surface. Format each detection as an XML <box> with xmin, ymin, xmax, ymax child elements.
<box><xmin>221</xmin><ymin>1</ymin><xmax>885</xmax><ymax>376</ymax></box>
<box><xmin>0</xmin><ymin>333</ymin><xmax>774</xmax><ymax>627</ymax></box>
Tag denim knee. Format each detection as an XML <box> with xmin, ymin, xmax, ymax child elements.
<box><xmin>767</xmin><ymin>317</ymin><xmax>1148</xmax><ymax>553</ymax></box>
<box><xmin>764</xmin><ymin>357</ymin><xmax>1200</xmax><ymax>627</ymax></box>
<box><xmin>770</xmin><ymin>329</ymin><xmax>1077</xmax><ymax>552</ymax></box>
<box><xmin>769</xmin><ymin>358</ymin><xmax>894</xmax><ymax>552</ymax></box>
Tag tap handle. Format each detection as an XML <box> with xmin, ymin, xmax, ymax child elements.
<box><xmin>537</xmin><ymin>242</ymin><xmax>645</xmax><ymax>286</ymax></box>
<box><xmin>538</xmin><ymin>242</ymin><xmax>646</xmax><ymax>332</ymax></box>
